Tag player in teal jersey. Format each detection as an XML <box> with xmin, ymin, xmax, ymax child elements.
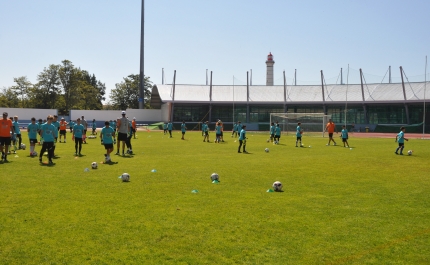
<box><xmin>73</xmin><ymin>118</ymin><xmax>85</xmax><ymax>156</ymax></box>
<box><xmin>163</xmin><ymin>122</ymin><xmax>167</xmax><ymax>135</ymax></box>
<box><xmin>269</xmin><ymin>122</ymin><xmax>275</xmax><ymax>142</ymax></box>
<box><xmin>203</xmin><ymin>121</ymin><xmax>210</xmax><ymax>142</ymax></box>
<box><xmin>111</xmin><ymin>119</ymin><xmax>117</xmax><ymax>133</ymax></box>
<box><xmin>341</xmin><ymin>125</ymin><xmax>349</xmax><ymax>147</ymax></box>
<box><xmin>215</xmin><ymin>122</ymin><xmax>222</xmax><ymax>143</ymax></box>
<box><xmin>274</xmin><ymin>124</ymin><xmax>281</xmax><ymax>144</ymax></box>
<box><xmin>125</xmin><ymin>120</ymin><xmax>133</xmax><ymax>154</ymax></box>
<box><xmin>295</xmin><ymin>122</ymin><xmax>303</xmax><ymax>147</ymax></box>
<box><xmin>238</xmin><ymin>125</ymin><xmax>248</xmax><ymax>153</ymax></box>
<box><xmin>92</xmin><ymin>119</ymin><xmax>97</xmax><ymax>135</ymax></box>
<box><xmin>231</xmin><ymin>122</ymin><xmax>238</xmax><ymax>137</ymax></box>
<box><xmin>12</xmin><ymin>116</ymin><xmax>22</xmax><ymax>149</ymax></box>
<box><xmin>37</xmin><ymin>119</ymin><xmax>44</xmax><ymax>144</ymax></box>
<box><xmin>27</xmin><ymin>117</ymin><xmax>39</xmax><ymax>156</ymax></box>
<box><xmin>38</xmin><ymin>115</ymin><xmax>56</xmax><ymax>164</ymax></box>
<box><xmin>181</xmin><ymin>121</ymin><xmax>187</xmax><ymax>140</ymax></box>
<box><xmin>395</xmin><ymin>126</ymin><xmax>408</xmax><ymax>155</ymax></box>
<box><xmin>69</xmin><ymin>120</ymin><xmax>75</xmax><ymax>133</ymax></box>
<box><xmin>167</xmin><ymin>121</ymin><xmax>173</xmax><ymax>138</ymax></box>
<box><xmin>236</xmin><ymin>121</ymin><xmax>242</xmax><ymax>137</ymax></box>
<box><xmin>100</xmin><ymin>121</ymin><xmax>115</xmax><ymax>163</ymax></box>
<box><xmin>51</xmin><ymin>115</ymin><xmax>60</xmax><ymax>157</ymax></box>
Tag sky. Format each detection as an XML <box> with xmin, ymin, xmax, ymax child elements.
<box><xmin>1</xmin><ymin>0</ymin><xmax>430</xmax><ymax>103</ymax></box>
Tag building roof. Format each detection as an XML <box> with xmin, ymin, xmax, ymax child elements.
<box><xmin>151</xmin><ymin>82</ymin><xmax>429</xmax><ymax>107</ymax></box>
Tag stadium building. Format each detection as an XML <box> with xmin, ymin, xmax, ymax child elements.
<box><xmin>151</xmin><ymin>54</ymin><xmax>430</xmax><ymax>132</ymax></box>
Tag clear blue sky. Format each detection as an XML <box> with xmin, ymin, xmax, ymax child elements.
<box><xmin>1</xmin><ymin>0</ymin><xmax>429</xmax><ymax>103</ymax></box>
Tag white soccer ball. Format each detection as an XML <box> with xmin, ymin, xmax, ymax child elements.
<box><xmin>21</xmin><ymin>143</ymin><xmax>26</xmax><ymax>150</ymax></box>
<box><xmin>210</xmin><ymin>173</ymin><xmax>219</xmax><ymax>181</ymax></box>
<box><xmin>121</xmin><ymin>173</ymin><xmax>130</xmax><ymax>182</ymax></box>
<box><xmin>265</xmin><ymin>148</ymin><xmax>269</xmax><ymax>153</ymax></box>
<box><xmin>32</xmin><ymin>151</ymin><xmax>37</xmax><ymax>156</ymax></box>
<box><xmin>272</xmin><ymin>181</ymin><xmax>283</xmax><ymax>192</ymax></box>
<box><xmin>407</xmin><ymin>150</ymin><xmax>413</xmax><ymax>155</ymax></box>
<box><xmin>91</xmin><ymin>162</ymin><xmax>98</xmax><ymax>169</ymax></box>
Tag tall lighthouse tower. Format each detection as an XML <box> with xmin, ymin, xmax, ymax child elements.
<box><xmin>266</xmin><ymin>52</ymin><xmax>275</xmax><ymax>86</ymax></box>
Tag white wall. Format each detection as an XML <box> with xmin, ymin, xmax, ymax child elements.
<box><xmin>0</xmin><ymin>108</ymin><xmax>57</xmax><ymax>120</ymax></box>
<box><xmin>70</xmin><ymin>109</ymin><xmax>162</xmax><ymax>123</ymax></box>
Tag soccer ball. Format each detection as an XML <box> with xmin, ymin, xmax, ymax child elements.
<box><xmin>272</xmin><ymin>181</ymin><xmax>283</xmax><ymax>192</ymax></box>
<box><xmin>91</xmin><ymin>162</ymin><xmax>98</xmax><ymax>169</ymax></box>
<box><xmin>32</xmin><ymin>151</ymin><xmax>37</xmax><ymax>156</ymax></box>
<box><xmin>266</xmin><ymin>139</ymin><xmax>270</xmax><ymax>143</ymax></box>
<box><xmin>274</xmin><ymin>140</ymin><xmax>278</xmax><ymax>145</ymax></box>
<box><xmin>265</xmin><ymin>148</ymin><xmax>269</xmax><ymax>153</ymax></box>
<box><xmin>20</xmin><ymin>143</ymin><xmax>26</xmax><ymax>150</ymax></box>
<box><xmin>407</xmin><ymin>150</ymin><xmax>413</xmax><ymax>155</ymax></box>
<box><xmin>121</xmin><ymin>173</ymin><xmax>130</xmax><ymax>182</ymax></box>
<box><xmin>210</xmin><ymin>173</ymin><xmax>219</xmax><ymax>181</ymax></box>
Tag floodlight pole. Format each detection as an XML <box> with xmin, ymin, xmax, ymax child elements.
<box><xmin>424</xmin><ymin>56</ymin><xmax>427</xmax><ymax>135</ymax></box>
<box><xmin>138</xmin><ymin>0</ymin><xmax>145</xmax><ymax>109</ymax></box>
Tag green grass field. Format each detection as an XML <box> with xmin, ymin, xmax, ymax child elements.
<box><xmin>1</xmin><ymin>130</ymin><xmax>429</xmax><ymax>264</ymax></box>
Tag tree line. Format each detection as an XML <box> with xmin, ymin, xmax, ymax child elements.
<box><xmin>0</xmin><ymin>60</ymin><xmax>153</xmax><ymax>114</ymax></box>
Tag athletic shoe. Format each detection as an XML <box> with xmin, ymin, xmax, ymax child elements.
<box><xmin>243</xmin><ymin>151</ymin><xmax>249</xmax><ymax>154</ymax></box>
<box><xmin>49</xmin><ymin>160</ymin><xmax>53</xmax><ymax>164</ymax></box>
<box><xmin>64</xmin><ymin>140</ymin><xmax>66</xmax><ymax>143</ymax></box>
<box><xmin>115</xmin><ymin>152</ymin><xmax>119</xmax><ymax>155</ymax></box>
<box><xmin>395</xmin><ymin>152</ymin><xmax>399</xmax><ymax>155</ymax></box>
<box><xmin>238</xmin><ymin>151</ymin><xmax>242</xmax><ymax>153</ymax></box>
<box><xmin>326</xmin><ymin>144</ymin><xmax>330</xmax><ymax>146</ymax></box>
<box><xmin>39</xmin><ymin>158</ymin><xmax>42</xmax><ymax>163</ymax></box>
<box><xmin>334</xmin><ymin>143</ymin><xmax>337</xmax><ymax>146</ymax></box>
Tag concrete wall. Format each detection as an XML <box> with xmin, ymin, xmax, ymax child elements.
<box><xmin>70</xmin><ymin>109</ymin><xmax>162</xmax><ymax>124</ymax></box>
<box><xmin>0</xmin><ymin>108</ymin><xmax>57</xmax><ymax>122</ymax></box>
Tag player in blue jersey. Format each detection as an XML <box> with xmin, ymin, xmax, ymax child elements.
<box><xmin>269</xmin><ymin>122</ymin><xmax>275</xmax><ymax>142</ymax></box>
<box><xmin>73</xmin><ymin>118</ymin><xmax>85</xmax><ymax>156</ymax></box>
<box><xmin>12</xmin><ymin>116</ymin><xmax>22</xmax><ymax>149</ymax></box>
<box><xmin>38</xmin><ymin>115</ymin><xmax>56</xmax><ymax>164</ymax></box>
<box><xmin>91</xmin><ymin>119</ymin><xmax>97</xmax><ymax>135</ymax></box>
<box><xmin>163</xmin><ymin>122</ymin><xmax>168</xmax><ymax>135</ymax></box>
<box><xmin>167</xmin><ymin>121</ymin><xmax>173</xmax><ymax>138</ymax></box>
<box><xmin>125</xmin><ymin>120</ymin><xmax>133</xmax><ymax>154</ymax></box>
<box><xmin>215</xmin><ymin>122</ymin><xmax>222</xmax><ymax>143</ymax></box>
<box><xmin>203</xmin><ymin>121</ymin><xmax>210</xmax><ymax>142</ymax></box>
<box><xmin>395</xmin><ymin>126</ymin><xmax>408</xmax><ymax>155</ymax></box>
<box><xmin>296</xmin><ymin>122</ymin><xmax>303</xmax><ymax>147</ymax></box>
<box><xmin>51</xmin><ymin>115</ymin><xmax>60</xmax><ymax>157</ymax></box>
<box><xmin>274</xmin><ymin>124</ymin><xmax>281</xmax><ymax>144</ymax></box>
<box><xmin>37</xmin><ymin>118</ymin><xmax>44</xmax><ymax>144</ymax></box>
<box><xmin>236</xmin><ymin>121</ymin><xmax>242</xmax><ymax>137</ymax></box>
<box><xmin>27</xmin><ymin>117</ymin><xmax>39</xmax><ymax>156</ymax></box>
<box><xmin>181</xmin><ymin>120</ymin><xmax>187</xmax><ymax>140</ymax></box>
<box><xmin>100</xmin><ymin>121</ymin><xmax>115</xmax><ymax>163</ymax></box>
<box><xmin>69</xmin><ymin>119</ymin><xmax>75</xmax><ymax>133</ymax></box>
<box><xmin>341</xmin><ymin>125</ymin><xmax>349</xmax><ymax>147</ymax></box>
<box><xmin>238</xmin><ymin>125</ymin><xmax>248</xmax><ymax>153</ymax></box>
<box><xmin>231</xmin><ymin>122</ymin><xmax>238</xmax><ymax>137</ymax></box>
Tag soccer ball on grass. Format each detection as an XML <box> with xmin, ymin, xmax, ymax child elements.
<box><xmin>407</xmin><ymin>150</ymin><xmax>413</xmax><ymax>155</ymax></box>
<box><xmin>210</xmin><ymin>173</ymin><xmax>219</xmax><ymax>181</ymax></box>
<box><xmin>91</xmin><ymin>162</ymin><xmax>98</xmax><ymax>169</ymax></box>
<box><xmin>265</xmin><ymin>148</ymin><xmax>269</xmax><ymax>153</ymax></box>
<box><xmin>272</xmin><ymin>181</ymin><xmax>283</xmax><ymax>192</ymax></box>
<box><xmin>121</xmin><ymin>173</ymin><xmax>130</xmax><ymax>182</ymax></box>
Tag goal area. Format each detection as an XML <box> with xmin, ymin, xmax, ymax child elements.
<box><xmin>269</xmin><ymin>113</ymin><xmax>331</xmax><ymax>136</ymax></box>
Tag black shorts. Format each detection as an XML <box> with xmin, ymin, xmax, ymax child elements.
<box><xmin>75</xmin><ymin>137</ymin><xmax>82</xmax><ymax>143</ymax></box>
<box><xmin>275</xmin><ymin>135</ymin><xmax>281</xmax><ymax>139</ymax></box>
<box><xmin>60</xmin><ymin>130</ymin><xmax>66</xmax><ymax>135</ymax></box>
<box><xmin>182</xmin><ymin>131</ymin><xmax>186</xmax><ymax>135</ymax></box>
<box><xmin>216</xmin><ymin>133</ymin><xmax>221</xmax><ymax>137</ymax></box>
<box><xmin>104</xmin><ymin>143</ymin><xmax>113</xmax><ymax>149</ymax></box>
<box><xmin>204</xmin><ymin>131</ymin><xmax>209</xmax><ymax>136</ymax></box>
<box><xmin>296</xmin><ymin>137</ymin><xmax>302</xmax><ymax>141</ymax></box>
<box><xmin>16</xmin><ymin>133</ymin><xmax>21</xmax><ymax>138</ymax></box>
<box><xmin>398</xmin><ymin>143</ymin><xmax>404</xmax><ymax>147</ymax></box>
<box><xmin>329</xmin><ymin>133</ymin><xmax>334</xmax><ymax>138</ymax></box>
<box><xmin>0</xmin><ymin>137</ymin><xmax>12</xmax><ymax>146</ymax></box>
<box><xmin>29</xmin><ymin>138</ymin><xmax>38</xmax><ymax>144</ymax></box>
<box><xmin>117</xmin><ymin>132</ymin><xmax>127</xmax><ymax>141</ymax></box>
<box><xmin>342</xmin><ymin>138</ymin><xmax>348</xmax><ymax>142</ymax></box>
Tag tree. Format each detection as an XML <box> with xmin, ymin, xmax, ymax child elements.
<box><xmin>110</xmin><ymin>74</ymin><xmax>152</xmax><ymax>110</ymax></box>
<box><xmin>30</xmin><ymin>64</ymin><xmax>61</xmax><ymax>109</ymax></box>
<box><xmin>58</xmin><ymin>60</ymin><xmax>80</xmax><ymax>113</ymax></box>
<box><xmin>0</xmin><ymin>87</ymin><xmax>20</xmax><ymax>107</ymax></box>
<box><xmin>11</xmin><ymin>76</ymin><xmax>32</xmax><ymax>108</ymax></box>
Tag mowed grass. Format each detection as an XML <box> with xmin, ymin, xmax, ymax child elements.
<box><xmin>1</xmin><ymin>130</ymin><xmax>429</xmax><ymax>264</ymax></box>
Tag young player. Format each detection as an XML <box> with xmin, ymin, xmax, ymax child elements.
<box><xmin>203</xmin><ymin>121</ymin><xmax>210</xmax><ymax>142</ymax></box>
<box><xmin>167</xmin><ymin>121</ymin><xmax>173</xmax><ymax>138</ymax></box>
<box><xmin>219</xmin><ymin>120</ymin><xmax>225</xmax><ymax>142</ymax></box>
<box><xmin>100</xmin><ymin>121</ymin><xmax>115</xmax><ymax>163</ymax></box>
<box><xmin>215</xmin><ymin>122</ymin><xmax>222</xmax><ymax>143</ymax></box>
<box><xmin>27</xmin><ymin>117</ymin><xmax>39</xmax><ymax>156</ymax></box>
<box><xmin>296</xmin><ymin>122</ymin><xmax>303</xmax><ymax>147</ymax></box>
<box><xmin>51</xmin><ymin>115</ymin><xmax>60</xmax><ymax>156</ymax></box>
<box><xmin>341</xmin><ymin>125</ymin><xmax>349</xmax><ymax>147</ymax></box>
<box><xmin>69</xmin><ymin>119</ymin><xmax>75</xmax><ymax>133</ymax></box>
<box><xmin>236</xmin><ymin>121</ymin><xmax>242</xmax><ymax>137</ymax></box>
<box><xmin>38</xmin><ymin>115</ymin><xmax>56</xmax><ymax>164</ymax></box>
<box><xmin>59</xmin><ymin>118</ymin><xmax>68</xmax><ymax>142</ymax></box>
<box><xmin>269</xmin><ymin>122</ymin><xmax>275</xmax><ymax>142</ymax></box>
<box><xmin>163</xmin><ymin>122</ymin><xmax>168</xmax><ymax>135</ymax></box>
<box><xmin>73</xmin><ymin>118</ymin><xmax>85</xmax><ymax>156</ymax></box>
<box><xmin>181</xmin><ymin>120</ymin><xmax>187</xmax><ymax>140</ymax></box>
<box><xmin>125</xmin><ymin>120</ymin><xmax>133</xmax><ymax>154</ymax></box>
<box><xmin>81</xmin><ymin>115</ymin><xmax>88</xmax><ymax>143</ymax></box>
<box><xmin>0</xmin><ymin>112</ymin><xmax>14</xmax><ymax>162</ymax></box>
<box><xmin>132</xmin><ymin>118</ymin><xmax>137</xmax><ymax>139</ymax></box>
<box><xmin>324</xmin><ymin>119</ymin><xmax>337</xmax><ymax>146</ymax></box>
<box><xmin>232</xmin><ymin>121</ymin><xmax>238</xmax><ymax>138</ymax></box>
<box><xmin>37</xmin><ymin>118</ymin><xmax>44</xmax><ymax>144</ymax></box>
<box><xmin>238</xmin><ymin>125</ymin><xmax>248</xmax><ymax>153</ymax></box>
<box><xmin>13</xmin><ymin>116</ymin><xmax>22</xmax><ymax>149</ymax></box>
<box><xmin>395</xmin><ymin>126</ymin><xmax>408</xmax><ymax>155</ymax></box>
<box><xmin>91</xmin><ymin>119</ymin><xmax>97</xmax><ymax>135</ymax></box>
<box><xmin>116</xmin><ymin>111</ymin><xmax>129</xmax><ymax>156</ymax></box>
<box><xmin>274</xmin><ymin>124</ymin><xmax>281</xmax><ymax>144</ymax></box>
<box><xmin>9</xmin><ymin>117</ymin><xmax>17</xmax><ymax>153</ymax></box>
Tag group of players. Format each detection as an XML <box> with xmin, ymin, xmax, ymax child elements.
<box><xmin>0</xmin><ymin>111</ymin><xmax>137</xmax><ymax>164</ymax></box>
